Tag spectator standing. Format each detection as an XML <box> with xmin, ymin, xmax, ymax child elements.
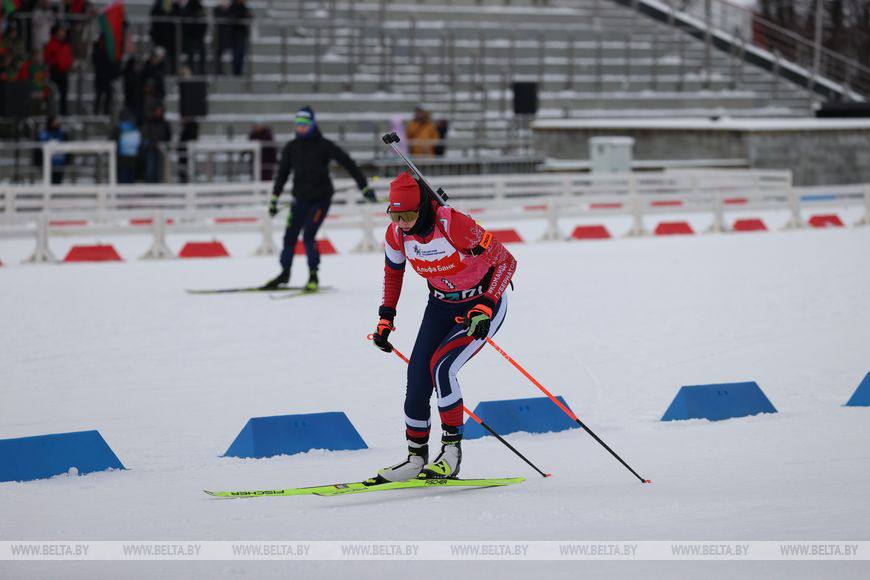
<box><xmin>92</xmin><ymin>36</ymin><xmax>120</xmax><ymax>116</ymax></box>
<box><xmin>405</xmin><ymin>106</ymin><xmax>440</xmax><ymax>158</ymax></box>
<box><xmin>248</xmin><ymin>122</ymin><xmax>276</xmax><ymax>181</ymax></box>
<box><xmin>112</xmin><ymin>109</ymin><xmax>142</xmax><ymax>183</ymax></box>
<box><xmin>181</xmin><ymin>0</ymin><xmax>207</xmax><ymax>75</ymax></box>
<box><xmin>228</xmin><ymin>0</ymin><xmax>251</xmax><ymax>76</ymax></box>
<box><xmin>177</xmin><ymin>115</ymin><xmax>199</xmax><ymax>183</ymax></box>
<box><xmin>212</xmin><ymin>0</ymin><xmax>231</xmax><ymax>75</ymax></box>
<box><xmin>43</xmin><ymin>24</ymin><xmax>73</xmax><ymax>116</ymax></box>
<box><xmin>141</xmin><ymin>46</ymin><xmax>167</xmax><ymax>102</ymax></box>
<box><xmin>31</xmin><ymin>0</ymin><xmax>56</xmax><ymax>54</ymax></box>
<box><xmin>122</xmin><ymin>54</ymin><xmax>142</xmax><ymax>122</ymax></box>
<box><xmin>149</xmin><ymin>0</ymin><xmax>180</xmax><ymax>74</ymax></box>
<box><xmin>38</xmin><ymin>115</ymin><xmax>68</xmax><ymax>184</ymax></box>
<box><xmin>142</xmin><ymin>103</ymin><xmax>171</xmax><ymax>183</ymax></box>
<box><xmin>63</xmin><ymin>0</ymin><xmax>92</xmax><ymax>61</ymax></box>
<box><xmin>434</xmin><ymin>119</ymin><xmax>448</xmax><ymax>157</ymax></box>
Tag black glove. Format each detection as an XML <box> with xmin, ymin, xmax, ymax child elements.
<box><xmin>361</xmin><ymin>185</ymin><xmax>377</xmax><ymax>203</ymax></box>
<box><xmin>268</xmin><ymin>195</ymin><xmax>279</xmax><ymax>217</ymax></box>
<box><xmin>462</xmin><ymin>301</ymin><xmax>493</xmax><ymax>340</ymax></box>
<box><xmin>372</xmin><ymin>318</ymin><xmax>394</xmax><ymax>352</ymax></box>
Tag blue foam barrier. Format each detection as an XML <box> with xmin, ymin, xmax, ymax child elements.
<box><xmin>661</xmin><ymin>381</ymin><xmax>777</xmax><ymax>422</ymax></box>
<box><xmin>463</xmin><ymin>396</ymin><xmax>579</xmax><ymax>440</ymax></box>
<box><xmin>0</xmin><ymin>430</ymin><xmax>125</xmax><ymax>483</ymax></box>
<box><xmin>800</xmin><ymin>194</ymin><xmax>838</xmax><ymax>202</ymax></box>
<box><xmin>223</xmin><ymin>411</ymin><xmax>368</xmax><ymax>458</ymax></box>
<box><xmin>845</xmin><ymin>372</ymin><xmax>870</xmax><ymax>407</ymax></box>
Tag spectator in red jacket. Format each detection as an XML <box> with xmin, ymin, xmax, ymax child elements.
<box><xmin>43</xmin><ymin>24</ymin><xmax>74</xmax><ymax>116</ymax></box>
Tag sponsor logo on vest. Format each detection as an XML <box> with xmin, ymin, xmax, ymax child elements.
<box><xmin>432</xmin><ymin>285</ymin><xmax>484</xmax><ymax>301</ymax></box>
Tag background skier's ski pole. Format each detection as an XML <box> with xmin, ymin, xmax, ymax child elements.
<box><xmin>366</xmin><ymin>335</ymin><xmax>551</xmax><ymax>479</ymax></box>
<box><xmin>452</xmin><ymin>321</ymin><xmax>650</xmax><ymax>484</ymax></box>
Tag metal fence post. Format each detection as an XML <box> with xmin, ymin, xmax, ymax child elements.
<box><xmin>314</xmin><ymin>25</ymin><xmax>322</xmax><ymax>92</ymax></box>
<box><xmin>566</xmin><ymin>33</ymin><xmax>575</xmax><ymax>90</ymax></box>
<box><xmin>254</xmin><ymin>210</ymin><xmax>278</xmax><ymax>255</ymax></box>
<box><xmin>409</xmin><ymin>17</ymin><xmax>416</xmax><ymax>63</ymax></box>
<box><xmin>703</xmin><ymin>0</ymin><xmax>712</xmax><ymax>89</ymax></box>
<box><xmin>540</xmin><ymin>197</ymin><xmax>564</xmax><ymax>241</ymax></box>
<box><xmin>379</xmin><ymin>25</ymin><xmax>387</xmax><ymax>90</ymax></box>
<box><xmin>141</xmin><ymin>210</ymin><xmax>174</xmax><ymax>259</ymax></box>
<box><xmin>351</xmin><ymin>205</ymin><xmax>378</xmax><ymax>253</ymax></box>
<box><xmin>281</xmin><ymin>27</ymin><xmax>288</xmax><ymax>85</ymax></box>
<box><xmin>24</xmin><ymin>214</ymin><xmax>58</xmax><ymax>264</ymax></box>
<box><xmin>784</xmin><ymin>185</ymin><xmax>802</xmax><ymax>230</ymax></box>
<box><xmin>677</xmin><ymin>25</ymin><xmax>686</xmax><ymax>91</ymax></box>
<box><xmin>596</xmin><ymin>29</ymin><xmax>603</xmax><ymax>92</ymax></box>
<box><xmin>708</xmin><ymin>192</ymin><xmax>725</xmax><ymax>233</ymax></box>
<box><xmin>771</xmin><ymin>50</ymin><xmax>781</xmax><ymax>100</ymax></box>
<box><xmin>858</xmin><ymin>184</ymin><xmax>870</xmax><ymax>226</ymax></box>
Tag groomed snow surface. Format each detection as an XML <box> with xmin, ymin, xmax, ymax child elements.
<box><xmin>1</xmin><ymin>222</ymin><xmax>869</xmax><ymax>579</ymax></box>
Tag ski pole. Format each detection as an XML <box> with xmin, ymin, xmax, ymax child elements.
<box><xmin>381</xmin><ymin>132</ymin><xmax>449</xmax><ymax>206</ymax></box>
<box><xmin>366</xmin><ymin>334</ymin><xmax>551</xmax><ymax>479</ymax></box>
<box><xmin>452</xmin><ymin>319</ymin><xmax>651</xmax><ymax>484</ymax></box>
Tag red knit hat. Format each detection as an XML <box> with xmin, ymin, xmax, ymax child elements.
<box><xmin>388</xmin><ymin>172</ymin><xmax>422</xmax><ymax>212</ymax></box>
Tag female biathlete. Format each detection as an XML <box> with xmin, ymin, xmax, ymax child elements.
<box><xmin>371</xmin><ymin>172</ymin><xmax>517</xmax><ymax>481</ymax></box>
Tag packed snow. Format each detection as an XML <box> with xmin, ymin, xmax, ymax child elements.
<box><xmin>1</xmin><ymin>221</ymin><xmax>869</xmax><ymax>579</ymax></box>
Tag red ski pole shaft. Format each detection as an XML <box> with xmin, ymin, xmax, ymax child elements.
<box><xmin>461</xmin><ymin>323</ymin><xmax>650</xmax><ymax>484</ymax></box>
<box><xmin>366</xmin><ymin>334</ymin><xmax>551</xmax><ymax>478</ymax></box>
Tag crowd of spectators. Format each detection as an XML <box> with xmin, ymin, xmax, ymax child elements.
<box><xmin>1</xmin><ymin>0</ymin><xmax>253</xmax><ymax>183</ymax></box>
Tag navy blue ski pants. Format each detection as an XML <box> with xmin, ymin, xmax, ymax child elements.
<box><xmin>404</xmin><ymin>292</ymin><xmax>509</xmax><ymax>445</ymax></box>
<box><xmin>279</xmin><ymin>197</ymin><xmax>331</xmax><ymax>273</ymax></box>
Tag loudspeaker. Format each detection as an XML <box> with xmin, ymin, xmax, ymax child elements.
<box><xmin>0</xmin><ymin>81</ymin><xmax>32</xmax><ymax>119</ymax></box>
<box><xmin>179</xmin><ymin>80</ymin><xmax>208</xmax><ymax>117</ymax></box>
<box><xmin>816</xmin><ymin>101</ymin><xmax>870</xmax><ymax>118</ymax></box>
<box><xmin>512</xmin><ymin>81</ymin><xmax>538</xmax><ymax>115</ymax></box>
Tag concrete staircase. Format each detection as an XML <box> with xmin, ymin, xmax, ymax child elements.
<box><xmin>2</xmin><ymin>0</ymin><xmax>820</xmax><ymax>181</ymax></box>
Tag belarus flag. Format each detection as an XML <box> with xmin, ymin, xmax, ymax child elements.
<box><xmin>2</xmin><ymin>0</ymin><xmax>21</xmax><ymax>16</ymax></box>
<box><xmin>97</xmin><ymin>1</ymin><xmax>126</xmax><ymax>64</ymax></box>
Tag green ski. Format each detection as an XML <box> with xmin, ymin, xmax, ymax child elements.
<box><xmin>186</xmin><ymin>285</ymin><xmax>334</xmax><ymax>295</ymax></box>
<box><xmin>268</xmin><ymin>287</ymin><xmax>337</xmax><ymax>300</ymax></box>
<box><xmin>204</xmin><ymin>476</ymin><xmax>524</xmax><ymax>498</ymax></box>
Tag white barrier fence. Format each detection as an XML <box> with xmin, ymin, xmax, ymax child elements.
<box><xmin>1</xmin><ymin>171</ymin><xmax>868</xmax><ymax>264</ymax></box>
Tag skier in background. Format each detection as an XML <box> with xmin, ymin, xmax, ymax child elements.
<box><xmin>371</xmin><ymin>172</ymin><xmax>517</xmax><ymax>481</ymax></box>
<box><xmin>262</xmin><ymin>106</ymin><xmax>376</xmax><ymax>291</ymax></box>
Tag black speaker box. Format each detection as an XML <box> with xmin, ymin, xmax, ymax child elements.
<box><xmin>815</xmin><ymin>101</ymin><xmax>870</xmax><ymax>118</ymax></box>
<box><xmin>179</xmin><ymin>80</ymin><xmax>208</xmax><ymax>117</ymax></box>
<box><xmin>512</xmin><ymin>81</ymin><xmax>538</xmax><ymax>115</ymax></box>
<box><xmin>0</xmin><ymin>81</ymin><xmax>32</xmax><ymax>119</ymax></box>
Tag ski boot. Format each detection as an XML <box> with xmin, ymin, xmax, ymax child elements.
<box><xmin>421</xmin><ymin>429</ymin><xmax>462</xmax><ymax>479</ymax></box>
<box><xmin>377</xmin><ymin>445</ymin><xmax>428</xmax><ymax>483</ymax></box>
<box><xmin>262</xmin><ymin>268</ymin><xmax>290</xmax><ymax>290</ymax></box>
<box><xmin>304</xmin><ymin>269</ymin><xmax>319</xmax><ymax>292</ymax></box>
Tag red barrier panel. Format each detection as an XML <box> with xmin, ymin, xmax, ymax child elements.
<box><xmin>571</xmin><ymin>225</ymin><xmax>611</xmax><ymax>240</ymax></box>
<box><xmin>655</xmin><ymin>222</ymin><xmax>694</xmax><ymax>236</ymax></box>
<box><xmin>294</xmin><ymin>239</ymin><xmax>338</xmax><ymax>255</ymax></box>
<box><xmin>490</xmin><ymin>229</ymin><xmax>524</xmax><ymax>244</ymax></box>
<box><xmin>130</xmin><ymin>218</ymin><xmax>174</xmax><ymax>226</ymax></box>
<box><xmin>64</xmin><ymin>245</ymin><xmax>123</xmax><ymax>262</ymax></box>
<box><xmin>524</xmin><ymin>204</ymin><xmax>547</xmax><ymax>212</ymax></box>
<box><xmin>214</xmin><ymin>217</ymin><xmax>258</xmax><ymax>224</ymax></box>
<box><xmin>733</xmin><ymin>218</ymin><xmax>767</xmax><ymax>232</ymax></box>
<box><xmin>724</xmin><ymin>197</ymin><xmax>748</xmax><ymax>205</ymax></box>
<box><xmin>49</xmin><ymin>220</ymin><xmax>88</xmax><ymax>227</ymax></box>
<box><xmin>651</xmin><ymin>200</ymin><xmax>683</xmax><ymax>207</ymax></box>
<box><xmin>179</xmin><ymin>241</ymin><xmax>230</xmax><ymax>258</ymax></box>
<box><xmin>808</xmin><ymin>214</ymin><xmax>844</xmax><ymax>228</ymax></box>
<box><xmin>590</xmin><ymin>202</ymin><xmax>623</xmax><ymax>210</ymax></box>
